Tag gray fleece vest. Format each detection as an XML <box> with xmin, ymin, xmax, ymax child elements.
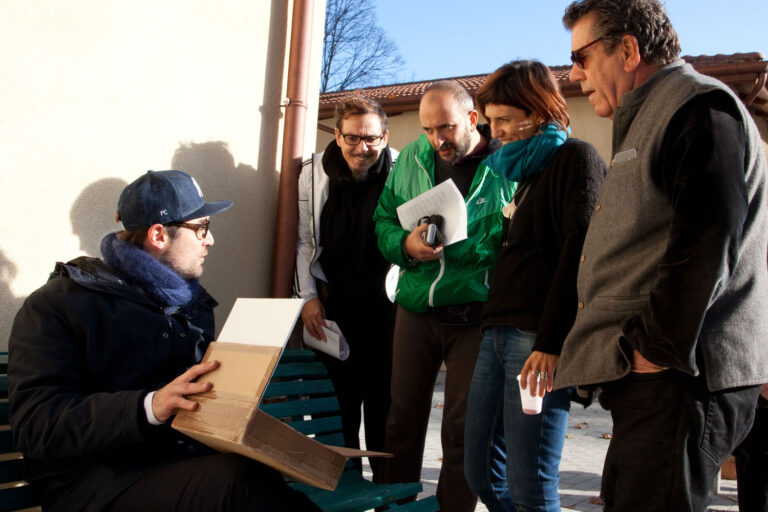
<box><xmin>556</xmin><ymin>61</ymin><xmax>768</xmax><ymax>392</ymax></box>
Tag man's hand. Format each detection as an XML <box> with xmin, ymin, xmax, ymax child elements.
<box><xmin>404</xmin><ymin>223</ymin><xmax>443</xmax><ymax>262</ymax></box>
<box><xmin>152</xmin><ymin>360</ymin><xmax>220</xmax><ymax>422</ymax></box>
<box><xmin>521</xmin><ymin>351</ymin><xmax>559</xmax><ymax>397</ymax></box>
<box><xmin>301</xmin><ymin>298</ymin><xmax>327</xmax><ymax>341</ymax></box>
<box><xmin>631</xmin><ymin>349</ymin><xmax>667</xmax><ymax>373</ymax></box>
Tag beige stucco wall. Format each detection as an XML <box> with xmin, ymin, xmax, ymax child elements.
<box><xmin>0</xmin><ymin>0</ymin><xmax>326</xmax><ymax>349</ymax></box>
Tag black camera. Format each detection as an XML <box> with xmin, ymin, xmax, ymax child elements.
<box><xmin>418</xmin><ymin>215</ymin><xmax>445</xmax><ymax>248</ymax></box>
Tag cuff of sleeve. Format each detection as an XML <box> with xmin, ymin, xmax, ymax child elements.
<box><xmin>301</xmin><ymin>291</ymin><xmax>318</xmax><ymax>301</ymax></box>
<box><xmin>401</xmin><ymin>238</ymin><xmax>417</xmax><ymax>267</ymax></box>
<box><xmin>144</xmin><ymin>391</ymin><xmax>164</xmax><ymax>426</ymax></box>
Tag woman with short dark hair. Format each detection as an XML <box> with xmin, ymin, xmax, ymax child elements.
<box><xmin>464</xmin><ymin>60</ymin><xmax>606</xmax><ymax>511</ymax></box>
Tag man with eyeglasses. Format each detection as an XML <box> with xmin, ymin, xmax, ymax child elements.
<box><xmin>295</xmin><ymin>95</ymin><xmax>398</xmax><ymax>480</ymax></box>
<box><xmin>373</xmin><ymin>80</ymin><xmax>514</xmax><ymax>511</ymax></box>
<box><xmin>8</xmin><ymin>170</ymin><xmax>320</xmax><ymax>512</ymax></box>
<box><xmin>554</xmin><ymin>1</ymin><xmax>768</xmax><ymax>511</ymax></box>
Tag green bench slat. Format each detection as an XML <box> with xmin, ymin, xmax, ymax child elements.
<box><xmin>278</xmin><ymin>349</ymin><xmax>318</xmax><ymax>363</ymax></box>
<box><xmin>295</xmin><ymin>477</ymin><xmax>425</xmax><ymax>512</ymax></box>
<box><xmin>260</xmin><ymin>396</ymin><xmax>339</xmax><ymax>418</ymax></box>
<box><xmin>281</xmin><ymin>416</ymin><xmax>344</xmax><ymax>436</ymax></box>
<box><xmin>271</xmin><ymin>361</ymin><xmax>328</xmax><ymax>379</ymax></box>
<box><xmin>386</xmin><ymin>496</ymin><xmax>440</xmax><ymax>511</ymax></box>
<box><xmin>321</xmin><ymin>484</ymin><xmax>425</xmax><ymax>512</ymax></box>
<box><xmin>263</xmin><ymin>378</ymin><xmax>335</xmax><ymax>398</ymax></box>
<box><xmin>313</xmin><ymin>432</ymin><xmax>345</xmax><ymax>446</ymax></box>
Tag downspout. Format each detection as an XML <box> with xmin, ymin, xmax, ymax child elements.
<box><xmin>271</xmin><ymin>0</ymin><xmax>314</xmax><ymax>298</ymax></box>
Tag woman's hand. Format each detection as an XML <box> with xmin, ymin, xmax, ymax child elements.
<box><xmin>520</xmin><ymin>351</ymin><xmax>559</xmax><ymax>397</ymax></box>
<box><xmin>301</xmin><ymin>298</ymin><xmax>327</xmax><ymax>341</ymax></box>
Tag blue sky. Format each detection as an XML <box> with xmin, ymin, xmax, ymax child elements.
<box><xmin>374</xmin><ymin>0</ymin><xmax>768</xmax><ymax>84</ymax></box>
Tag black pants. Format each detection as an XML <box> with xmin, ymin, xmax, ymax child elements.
<box><xmin>104</xmin><ymin>453</ymin><xmax>321</xmax><ymax>512</ymax></box>
<box><xmin>598</xmin><ymin>370</ymin><xmax>759</xmax><ymax>512</ymax></box>
<box><xmin>318</xmin><ymin>296</ymin><xmax>394</xmax><ymax>480</ymax></box>
<box><xmin>319</xmin><ymin>346</ymin><xmax>391</xmax><ymax>477</ymax></box>
<box><xmin>734</xmin><ymin>407</ymin><xmax>768</xmax><ymax>512</ymax></box>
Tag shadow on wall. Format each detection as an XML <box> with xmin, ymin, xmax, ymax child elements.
<box><xmin>171</xmin><ymin>141</ymin><xmax>279</xmax><ymax>332</ymax></box>
<box><xmin>0</xmin><ymin>250</ymin><xmax>23</xmax><ymax>351</ymax></box>
<box><xmin>70</xmin><ymin>177</ymin><xmax>129</xmax><ymax>257</ymax></box>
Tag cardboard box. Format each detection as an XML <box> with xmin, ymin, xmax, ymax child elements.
<box><xmin>172</xmin><ymin>298</ymin><xmax>387</xmax><ymax>490</ymax></box>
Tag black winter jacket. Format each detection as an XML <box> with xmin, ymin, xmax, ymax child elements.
<box><xmin>8</xmin><ymin>256</ymin><xmax>217</xmax><ymax>512</ymax></box>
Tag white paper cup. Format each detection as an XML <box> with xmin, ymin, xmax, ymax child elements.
<box><xmin>517</xmin><ymin>374</ymin><xmax>543</xmax><ymax>415</ymax></box>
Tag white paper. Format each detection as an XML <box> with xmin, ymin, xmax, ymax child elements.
<box><xmin>302</xmin><ymin>320</ymin><xmax>350</xmax><ymax>360</ymax></box>
<box><xmin>395</xmin><ymin>179</ymin><xmax>467</xmax><ymax>245</ymax></box>
<box><xmin>218</xmin><ymin>298</ymin><xmax>304</xmax><ymax>347</ymax></box>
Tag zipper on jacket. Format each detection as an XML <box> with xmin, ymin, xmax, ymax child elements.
<box><xmin>415</xmin><ymin>152</ymin><xmax>443</xmax><ymax>307</ymax></box>
<box><xmin>414</xmin><ymin>154</ymin><xmax>434</xmax><ymax>187</ymax></box>
<box><xmin>428</xmin><ymin>252</ymin><xmax>446</xmax><ymax>307</ymax></box>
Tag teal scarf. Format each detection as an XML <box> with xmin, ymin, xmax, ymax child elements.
<box><xmin>486</xmin><ymin>123</ymin><xmax>569</xmax><ymax>182</ymax></box>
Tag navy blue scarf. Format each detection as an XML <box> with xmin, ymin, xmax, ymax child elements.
<box><xmin>100</xmin><ymin>232</ymin><xmax>198</xmax><ymax>307</ymax></box>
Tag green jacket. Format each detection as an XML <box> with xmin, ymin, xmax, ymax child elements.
<box><xmin>373</xmin><ymin>134</ymin><xmax>515</xmax><ymax>313</ymax></box>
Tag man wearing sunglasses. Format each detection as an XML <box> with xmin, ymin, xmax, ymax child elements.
<box><xmin>8</xmin><ymin>170</ymin><xmax>320</xmax><ymax>511</ymax></box>
<box><xmin>295</xmin><ymin>95</ymin><xmax>397</xmax><ymax>480</ymax></box>
<box><xmin>554</xmin><ymin>1</ymin><xmax>768</xmax><ymax>511</ymax></box>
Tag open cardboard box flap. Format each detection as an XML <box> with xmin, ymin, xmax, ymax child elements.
<box><xmin>172</xmin><ymin>299</ymin><xmax>389</xmax><ymax>491</ymax></box>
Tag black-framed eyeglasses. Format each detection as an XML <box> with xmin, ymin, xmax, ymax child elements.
<box><xmin>169</xmin><ymin>220</ymin><xmax>210</xmax><ymax>240</ymax></box>
<box><xmin>570</xmin><ymin>37</ymin><xmax>604</xmax><ymax>68</ymax></box>
<box><xmin>340</xmin><ymin>133</ymin><xmax>385</xmax><ymax>146</ymax></box>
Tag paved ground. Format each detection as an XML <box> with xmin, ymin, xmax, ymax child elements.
<box><xmin>363</xmin><ymin>370</ymin><xmax>741</xmax><ymax>511</ymax></box>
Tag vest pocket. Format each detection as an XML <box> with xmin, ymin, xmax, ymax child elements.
<box><xmin>591</xmin><ymin>295</ymin><xmax>648</xmax><ymax>312</ymax></box>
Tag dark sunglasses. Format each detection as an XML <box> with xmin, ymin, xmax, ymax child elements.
<box><xmin>570</xmin><ymin>37</ymin><xmax>604</xmax><ymax>68</ymax></box>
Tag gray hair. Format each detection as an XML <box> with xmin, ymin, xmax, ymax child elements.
<box><xmin>563</xmin><ymin>0</ymin><xmax>680</xmax><ymax>66</ymax></box>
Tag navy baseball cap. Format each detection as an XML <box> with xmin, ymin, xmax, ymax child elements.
<box><xmin>117</xmin><ymin>170</ymin><xmax>233</xmax><ymax>230</ymax></box>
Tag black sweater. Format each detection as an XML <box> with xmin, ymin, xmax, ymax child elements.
<box><xmin>482</xmin><ymin>138</ymin><xmax>607</xmax><ymax>354</ymax></box>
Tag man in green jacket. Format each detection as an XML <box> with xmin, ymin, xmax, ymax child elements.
<box><xmin>373</xmin><ymin>80</ymin><xmax>514</xmax><ymax>512</ymax></box>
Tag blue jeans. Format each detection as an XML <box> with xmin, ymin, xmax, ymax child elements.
<box><xmin>464</xmin><ymin>326</ymin><xmax>571</xmax><ymax>512</ymax></box>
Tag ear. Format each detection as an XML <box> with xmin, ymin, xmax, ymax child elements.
<box><xmin>621</xmin><ymin>34</ymin><xmax>642</xmax><ymax>72</ymax></box>
<box><xmin>381</xmin><ymin>129</ymin><xmax>390</xmax><ymax>146</ymax></box>
<box><xmin>468</xmin><ymin>110</ymin><xmax>479</xmax><ymax>130</ymax></box>
<box><xmin>335</xmin><ymin>128</ymin><xmax>343</xmax><ymax>148</ymax></box>
<box><xmin>144</xmin><ymin>224</ymin><xmax>170</xmax><ymax>251</ymax></box>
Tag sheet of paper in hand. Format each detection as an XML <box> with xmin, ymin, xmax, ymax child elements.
<box><xmin>302</xmin><ymin>320</ymin><xmax>350</xmax><ymax>360</ymax></box>
<box><xmin>395</xmin><ymin>178</ymin><xmax>468</xmax><ymax>246</ymax></box>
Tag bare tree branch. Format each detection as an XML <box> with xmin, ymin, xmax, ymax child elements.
<box><xmin>321</xmin><ymin>0</ymin><xmax>404</xmax><ymax>92</ymax></box>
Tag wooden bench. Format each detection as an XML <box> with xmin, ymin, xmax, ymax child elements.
<box><xmin>0</xmin><ymin>351</ymin><xmax>439</xmax><ymax>511</ymax></box>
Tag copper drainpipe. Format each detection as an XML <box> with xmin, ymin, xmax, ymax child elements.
<box><xmin>271</xmin><ymin>0</ymin><xmax>314</xmax><ymax>298</ymax></box>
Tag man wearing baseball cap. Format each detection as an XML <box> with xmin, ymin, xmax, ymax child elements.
<box><xmin>7</xmin><ymin>170</ymin><xmax>320</xmax><ymax>511</ymax></box>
